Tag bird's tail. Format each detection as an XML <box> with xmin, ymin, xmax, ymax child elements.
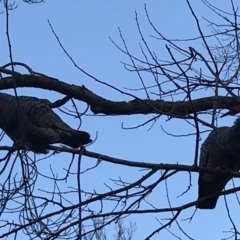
<box><xmin>75</xmin><ymin>130</ymin><xmax>92</xmax><ymax>145</ymax></box>
<box><xmin>197</xmin><ymin>175</ymin><xmax>228</xmax><ymax>209</ymax></box>
<box><xmin>60</xmin><ymin>130</ymin><xmax>92</xmax><ymax>148</ymax></box>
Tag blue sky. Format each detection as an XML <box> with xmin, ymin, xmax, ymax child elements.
<box><xmin>0</xmin><ymin>1</ymin><xmax>240</xmax><ymax>239</ymax></box>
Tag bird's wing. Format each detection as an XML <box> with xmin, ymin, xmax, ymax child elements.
<box><xmin>20</xmin><ymin>97</ymin><xmax>74</xmax><ymax>132</ymax></box>
<box><xmin>199</xmin><ymin>127</ymin><xmax>230</xmax><ymax>168</ymax></box>
<box><xmin>197</xmin><ymin>127</ymin><xmax>232</xmax><ymax>209</ymax></box>
<box><xmin>199</xmin><ymin>132</ymin><xmax>212</xmax><ymax>168</ymax></box>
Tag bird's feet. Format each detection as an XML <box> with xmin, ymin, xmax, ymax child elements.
<box><xmin>79</xmin><ymin>144</ymin><xmax>87</xmax><ymax>154</ymax></box>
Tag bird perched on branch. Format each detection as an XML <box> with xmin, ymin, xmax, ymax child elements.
<box><xmin>197</xmin><ymin>118</ymin><xmax>240</xmax><ymax>209</ymax></box>
<box><xmin>0</xmin><ymin>93</ymin><xmax>92</xmax><ymax>154</ymax></box>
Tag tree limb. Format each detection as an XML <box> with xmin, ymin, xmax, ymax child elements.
<box><xmin>0</xmin><ymin>74</ymin><xmax>239</xmax><ymax>117</ymax></box>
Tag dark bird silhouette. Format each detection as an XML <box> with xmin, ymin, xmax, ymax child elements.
<box><xmin>197</xmin><ymin>118</ymin><xmax>240</xmax><ymax>209</ymax></box>
<box><xmin>0</xmin><ymin>93</ymin><xmax>92</xmax><ymax>154</ymax></box>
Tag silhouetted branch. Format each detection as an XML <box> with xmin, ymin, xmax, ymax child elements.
<box><xmin>0</xmin><ymin>74</ymin><xmax>240</xmax><ymax>117</ymax></box>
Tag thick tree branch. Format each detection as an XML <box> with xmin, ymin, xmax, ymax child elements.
<box><xmin>0</xmin><ymin>75</ymin><xmax>239</xmax><ymax>118</ymax></box>
<box><xmin>0</xmin><ymin>74</ymin><xmax>239</xmax><ymax>116</ymax></box>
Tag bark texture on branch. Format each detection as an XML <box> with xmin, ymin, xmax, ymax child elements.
<box><xmin>0</xmin><ymin>74</ymin><xmax>239</xmax><ymax>116</ymax></box>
